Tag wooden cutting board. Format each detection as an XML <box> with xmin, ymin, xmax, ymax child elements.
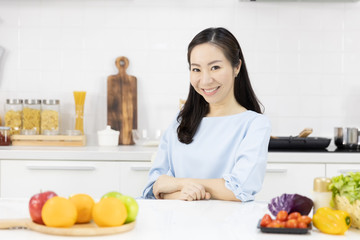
<box><xmin>0</xmin><ymin>218</ymin><xmax>135</xmax><ymax>236</ymax></box>
<box><xmin>107</xmin><ymin>56</ymin><xmax>137</xmax><ymax>145</ymax></box>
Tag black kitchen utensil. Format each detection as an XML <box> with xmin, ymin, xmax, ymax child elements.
<box><xmin>269</xmin><ymin>137</ymin><xmax>331</xmax><ymax>150</ymax></box>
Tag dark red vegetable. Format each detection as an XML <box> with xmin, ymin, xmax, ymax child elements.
<box><xmin>268</xmin><ymin>193</ymin><xmax>313</xmax><ymax>217</ymax></box>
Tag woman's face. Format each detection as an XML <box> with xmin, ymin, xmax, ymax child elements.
<box><xmin>189</xmin><ymin>43</ymin><xmax>240</xmax><ymax>106</ymax></box>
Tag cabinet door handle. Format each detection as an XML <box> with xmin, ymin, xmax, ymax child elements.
<box><xmin>130</xmin><ymin>166</ymin><xmax>151</xmax><ymax>171</ymax></box>
<box><xmin>26</xmin><ymin>165</ymin><xmax>96</xmax><ymax>171</ymax></box>
<box><xmin>266</xmin><ymin>169</ymin><xmax>288</xmax><ymax>173</ymax></box>
<box><xmin>338</xmin><ymin>169</ymin><xmax>360</xmax><ymax>174</ymax></box>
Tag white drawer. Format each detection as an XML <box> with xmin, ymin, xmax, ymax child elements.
<box><xmin>119</xmin><ymin>162</ymin><xmax>152</xmax><ymax>198</ymax></box>
<box><xmin>256</xmin><ymin>163</ymin><xmax>325</xmax><ymax>202</ymax></box>
<box><xmin>326</xmin><ymin>164</ymin><xmax>360</xmax><ymax>178</ymax></box>
<box><xmin>0</xmin><ymin>160</ymin><xmax>121</xmax><ymax>199</ymax></box>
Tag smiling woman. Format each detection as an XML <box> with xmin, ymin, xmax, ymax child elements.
<box><xmin>142</xmin><ymin>27</ymin><xmax>271</xmax><ymax>202</ymax></box>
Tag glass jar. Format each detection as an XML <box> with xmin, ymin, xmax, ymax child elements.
<box><xmin>0</xmin><ymin>126</ymin><xmax>12</xmax><ymax>146</ymax></box>
<box><xmin>23</xmin><ymin>99</ymin><xmax>41</xmax><ymax>134</ymax></box>
<box><xmin>4</xmin><ymin>99</ymin><xmax>23</xmax><ymax>135</ymax></box>
<box><xmin>41</xmin><ymin>99</ymin><xmax>60</xmax><ymax>135</ymax></box>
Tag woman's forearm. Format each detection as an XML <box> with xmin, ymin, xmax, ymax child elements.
<box><xmin>153</xmin><ymin>175</ymin><xmax>240</xmax><ymax>201</ymax></box>
<box><xmin>177</xmin><ymin>178</ymin><xmax>240</xmax><ymax>201</ymax></box>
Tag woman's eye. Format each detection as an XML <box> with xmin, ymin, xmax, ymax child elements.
<box><xmin>211</xmin><ymin>66</ymin><xmax>220</xmax><ymax>71</ymax></box>
<box><xmin>192</xmin><ymin>68</ymin><xmax>200</xmax><ymax>72</ymax></box>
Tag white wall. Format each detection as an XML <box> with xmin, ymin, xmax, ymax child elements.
<box><xmin>1</xmin><ymin>0</ymin><xmax>360</xmax><ymax>145</ymax></box>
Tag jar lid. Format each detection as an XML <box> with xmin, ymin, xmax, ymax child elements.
<box><xmin>42</xmin><ymin>99</ymin><xmax>60</xmax><ymax>105</ymax></box>
<box><xmin>0</xmin><ymin>126</ymin><xmax>11</xmax><ymax>130</ymax></box>
<box><xmin>21</xmin><ymin>129</ymin><xmax>37</xmax><ymax>135</ymax></box>
<box><xmin>97</xmin><ymin>125</ymin><xmax>120</xmax><ymax>136</ymax></box>
<box><xmin>314</xmin><ymin>177</ymin><xmax>331</xmax><ymax>192</ymax></box>
<box><xmin>24</xmin><ymin>99</ymin><xmax>41</xmax><ymax>105</ymax></box>
<box><xmin>6</xmin><ymin>99</ymin><xmax>23</xmax><ymax>104</ymax></box>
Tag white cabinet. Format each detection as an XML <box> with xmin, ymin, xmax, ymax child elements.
<box><xmin>326</xmin><ymin>164</ymin><xmax>360</xmax><ymax>178</ymax></box>
<box><xmin>0</xmin><ymin>160</ymin><xmax>151</xmax><ymax>199</ymax></box>
<box><xmin>119</xmin><ymin>162</ymin><xmax>152</xmax><ymax>198</ymax></box>
<box><xmin>256</xmin><ymin>163</ymin><xmax>325</xmax><ymax>202</ymax></box>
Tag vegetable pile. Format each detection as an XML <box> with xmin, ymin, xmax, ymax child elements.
<box><xmin>260</xmin><ymin>210</ymin><xmax>312</xmax><ymax>229</ymax></box>
<box><xmin>329</xmin><ymin>172</ymin><xmax>360</xmax><ymax>229</ymax></box>
<box><xmin>329</xmin><ymin>172</ymin><xmax>360</xmax><ymax>204</ymax></box>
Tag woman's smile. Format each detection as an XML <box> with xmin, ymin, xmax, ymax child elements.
<box><xmin>202</xmin><ymin>86</ymin><xmax>220</xmax><ymax>96</ymax></box>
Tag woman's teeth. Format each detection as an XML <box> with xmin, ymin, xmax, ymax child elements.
<box><xmin>204</xmin><ymin>87</ymin><xmax>218</xmax><ymax>93</ymax></box>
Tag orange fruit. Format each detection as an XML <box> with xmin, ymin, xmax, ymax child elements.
<box><xmin>92</xmin><ymin>197</ymin><xmax>127</xmax><ymax>227</ymax></box>
<box><xmin>69</xmin><ymin>193</ymin><xmax>95</xmax><ymax>223</ymax></box>
<box><xmin>41</xmin><ymin>196</ymin><xmax>77</xmax><ymax>228</ymax></box>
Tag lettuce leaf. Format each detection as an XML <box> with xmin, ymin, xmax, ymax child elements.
<box><xmin>329</xmin><ymin>172</ymin><xmax>360</xmax><ymax>204</ymax></box>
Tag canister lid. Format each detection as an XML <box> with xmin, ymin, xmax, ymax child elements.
<box><xmin>6</xmin><ymin>99</ymin><xmax>23</xmax><ymax>104</ymax></box>
<box><xmin>97</xmin><ymin>125</ymin><xmax>120</xmax><ymax>136</ymax></box>
<box><xmin>42</xmin><ymin>99</ymin><xmax>60</xmax><ymax>105</ymax></box>
<box><xmin>313</xmin><ymin>177</ymin><xmax>331</xmax><ymax>192</ymax></box>
<box><xmin>24</xmin><ymin>99</ymin><xmax>41</xmax><ymax>105</ymax></box>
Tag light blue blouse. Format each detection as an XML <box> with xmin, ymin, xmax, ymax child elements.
<box><xmin>142</xmin><ymin>110</ymin><xmax>271</xmax><ymax>202</ymax></box>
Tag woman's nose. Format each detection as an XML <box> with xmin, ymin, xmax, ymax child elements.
<box><xmin>200</xmin><ymin>70</ymin><xmax>212</xmax><ymax>84</ymax></box>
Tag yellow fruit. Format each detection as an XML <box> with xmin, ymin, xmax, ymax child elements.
<box><xmin>42</xmin><ymin>196</ymin><xmax>77</xmax><ymax>228</ymax></box>
<box><xmin>92</xmin><ymin>197</ymin><xmax>127</xmax><ymax>227</ymax></box>
<box><xmin>69</xmin><ymin>193</ymin><xmax>95</xmax><ymax>223</ymax></box>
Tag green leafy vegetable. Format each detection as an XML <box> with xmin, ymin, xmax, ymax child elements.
<box><xmin>329</xmin><ymin>172</ymin><xmax>360</xmax><ymax>204</ymax></box>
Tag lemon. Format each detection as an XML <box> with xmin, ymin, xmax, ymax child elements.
<box><xmin>92</xmin><ymin>197</ymin><xmax>127</xmax><ymax>227</ymax></box>
<box><xmin>42</xmin><ymin>196</ymin><xmax>77</xmax><ymax>228</ymax></box>
<box><xmin>69</xmin><ymin>193</ymin><xmax>95</xmax><ymax>223</ymax></box>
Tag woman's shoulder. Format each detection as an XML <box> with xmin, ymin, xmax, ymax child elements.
<box><xmin>244</xmin><ymin>110</ymin><xmax>271</xmax><ymax>128</ymax></box>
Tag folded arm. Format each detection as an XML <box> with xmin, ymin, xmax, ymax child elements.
<box><xmin>153</xmin><ymin>175</ymin><xmax>240</xmax><ymax>201</ymax></box>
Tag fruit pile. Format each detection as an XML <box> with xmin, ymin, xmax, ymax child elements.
<box><xmin>260</xmin><ymin>210</ymin><xmax>312</xmax><ymax>229</ymax></box>
<box><xmin>29</xmin><ymin>191</ymin><xmax>138</xmax><ymax>228</ymax></box>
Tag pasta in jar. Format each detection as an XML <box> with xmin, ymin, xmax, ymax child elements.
<box><xmin>41</xmin><ymin>99</ymin><xmax>60</xmax><ymax>134</ymax></box>
<box><xmin>23</xmin><ymin>99</ymin><xmax>41</xmax><ymax>134</ymax></box>
<box><xmin>5</xmin><ymin>99</ymin><xmax>23</xmax><ymax>135</ymax></box>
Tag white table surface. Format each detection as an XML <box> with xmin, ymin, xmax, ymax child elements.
<box><xmin>0</xmin><ymin>198</ymin><xmax>359</xmax><ymax>240</ymax></box>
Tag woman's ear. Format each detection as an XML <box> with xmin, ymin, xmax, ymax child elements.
<box><xmin>235</xmin><ymin>59</ymin><xmax>242</xmax><ymax>76</ymax></box>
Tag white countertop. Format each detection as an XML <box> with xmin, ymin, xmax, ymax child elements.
<box><xmin>0</xmin><ymin>145</ymin><xmax>359</xmax><ymax>163</ymax></box>
<box><xmin>0</xmin><ymin>146</ymin><xmax>157</xmax><ymax>161</ymax></box>
<box><xmin>0</xmin><ymin>198</ymin><xmax>359</xmax><ymax>240</ymax></box>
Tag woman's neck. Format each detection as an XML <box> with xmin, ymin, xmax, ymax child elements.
<box><xmin>207</xmin><ymin>101</ymin><xmax>247</xmax><ymax>117</ymax></box>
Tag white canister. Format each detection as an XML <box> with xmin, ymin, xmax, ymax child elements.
<box><xmin>97</xmin><ymin>125</ymin><xmax>120</xmax><ymax>146</ymax></box>
<box><xmin>313</xmin><ymin>177</ymin><xmax>332</xmax><ymax>214</ymax></box>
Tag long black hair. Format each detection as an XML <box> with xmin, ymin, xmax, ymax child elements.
<box><xmin>177</xmin><ymin>27</ymin><xmax>263</xmax><ymax>144</ymax></box>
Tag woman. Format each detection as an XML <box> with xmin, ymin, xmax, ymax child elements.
<box><xmin>142</xmin><ymin>27</ymin><xmax>271</xmax><ymax>202</ymax></box>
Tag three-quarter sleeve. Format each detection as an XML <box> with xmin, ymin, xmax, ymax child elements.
<box><xmin>222</xmin><ymin>115</ymin><xmax>271</xmax><ymax>202</ymax></box>
<box><xmin>141</xmin><ymin>126</ymin><xmax>174</xmax><ymax>199</ymax></box>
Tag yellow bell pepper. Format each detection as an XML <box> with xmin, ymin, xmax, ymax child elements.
<box><xmin>313</xmin><ymin>207</ymin><xmax>351</xmax><ymax>235</ymax></box>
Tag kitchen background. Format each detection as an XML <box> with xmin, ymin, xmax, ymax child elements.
<box><xmin>0</xmin><ymin>0</ymin><xmax>360</xmax><ymax>145</ymax></box>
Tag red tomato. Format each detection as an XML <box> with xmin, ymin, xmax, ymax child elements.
<box><xmin>260</xmin><ymin>214</ymin><xmax>272</xmax><ymax>227</ymax></box>
<box><xmin>285</xmin><ymin>219</ymin><xmax>298</xmax><ymax>228</ymax></box>
<box><xmin>287</xmin><ymin>212</ymin><xmax>301</xmax><ymax>220</ymax></box>
<box><xmin>266</xmin><ymin>220</ymin><xmax>282</xmax><ymax>228</ymax></box>
<box><xmin>274</xmin><ymin>220</ymin><xmax>286</xmax><ymax>228</ymax></box>
<box><xmin>298</xmin><ymin>222</ymin><xmax>308</xmax><ymax>229</ymax></box>
<box><xmin>276</xmin><ymin>210</ymin><xmax>288</xmax><ymax>221</ymax></box>
<box><xmin>297</xmin><ymin>216</ymin><xmax>312</xmax><ymax>225</ymax></box>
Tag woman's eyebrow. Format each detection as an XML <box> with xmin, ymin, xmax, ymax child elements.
<box><xmin>190</xmin><ymin>60</ymin><xmax>222</xmax><ymax>67</ymax></box>
<box><xmin>208</xmin><ymin>60</ymin><xmax>222</xmax><ymax>65</ymax></box>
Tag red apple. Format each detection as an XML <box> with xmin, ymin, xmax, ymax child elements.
<box><xmin>29</xmin><ymin>191</ymin><xmax>57</xmax><ymax>224</ymax></box>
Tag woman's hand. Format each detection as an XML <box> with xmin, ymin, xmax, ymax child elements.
<box><xmin>154</xmin><ymin>175</ymin><xmax>211</xmax><ymax>201</ymax></box>
<box><xmin>178</xmin><ymin>182</ymin><xmax>211</xmax><ymax>201</ymax></box>
<box><xmin>153</xmin><ymin>175</ymin><xmax>181</xmax><ymax>199</ymax></box>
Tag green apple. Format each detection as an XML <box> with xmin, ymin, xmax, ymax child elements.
<box><xmin>101</xmin><ymin>191</ymin><xmax>122</xmax><ymax>199</ymax></box>
<box><xmin>118</xmin><ymin>195</ymin><xmax>139</xmax><ymax>223</ymax></box>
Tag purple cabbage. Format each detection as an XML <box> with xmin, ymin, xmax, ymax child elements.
<box><xmin>268</xmin><ymin>193</ymin><xmax>313</xmax><ymax>216</ymax></box>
